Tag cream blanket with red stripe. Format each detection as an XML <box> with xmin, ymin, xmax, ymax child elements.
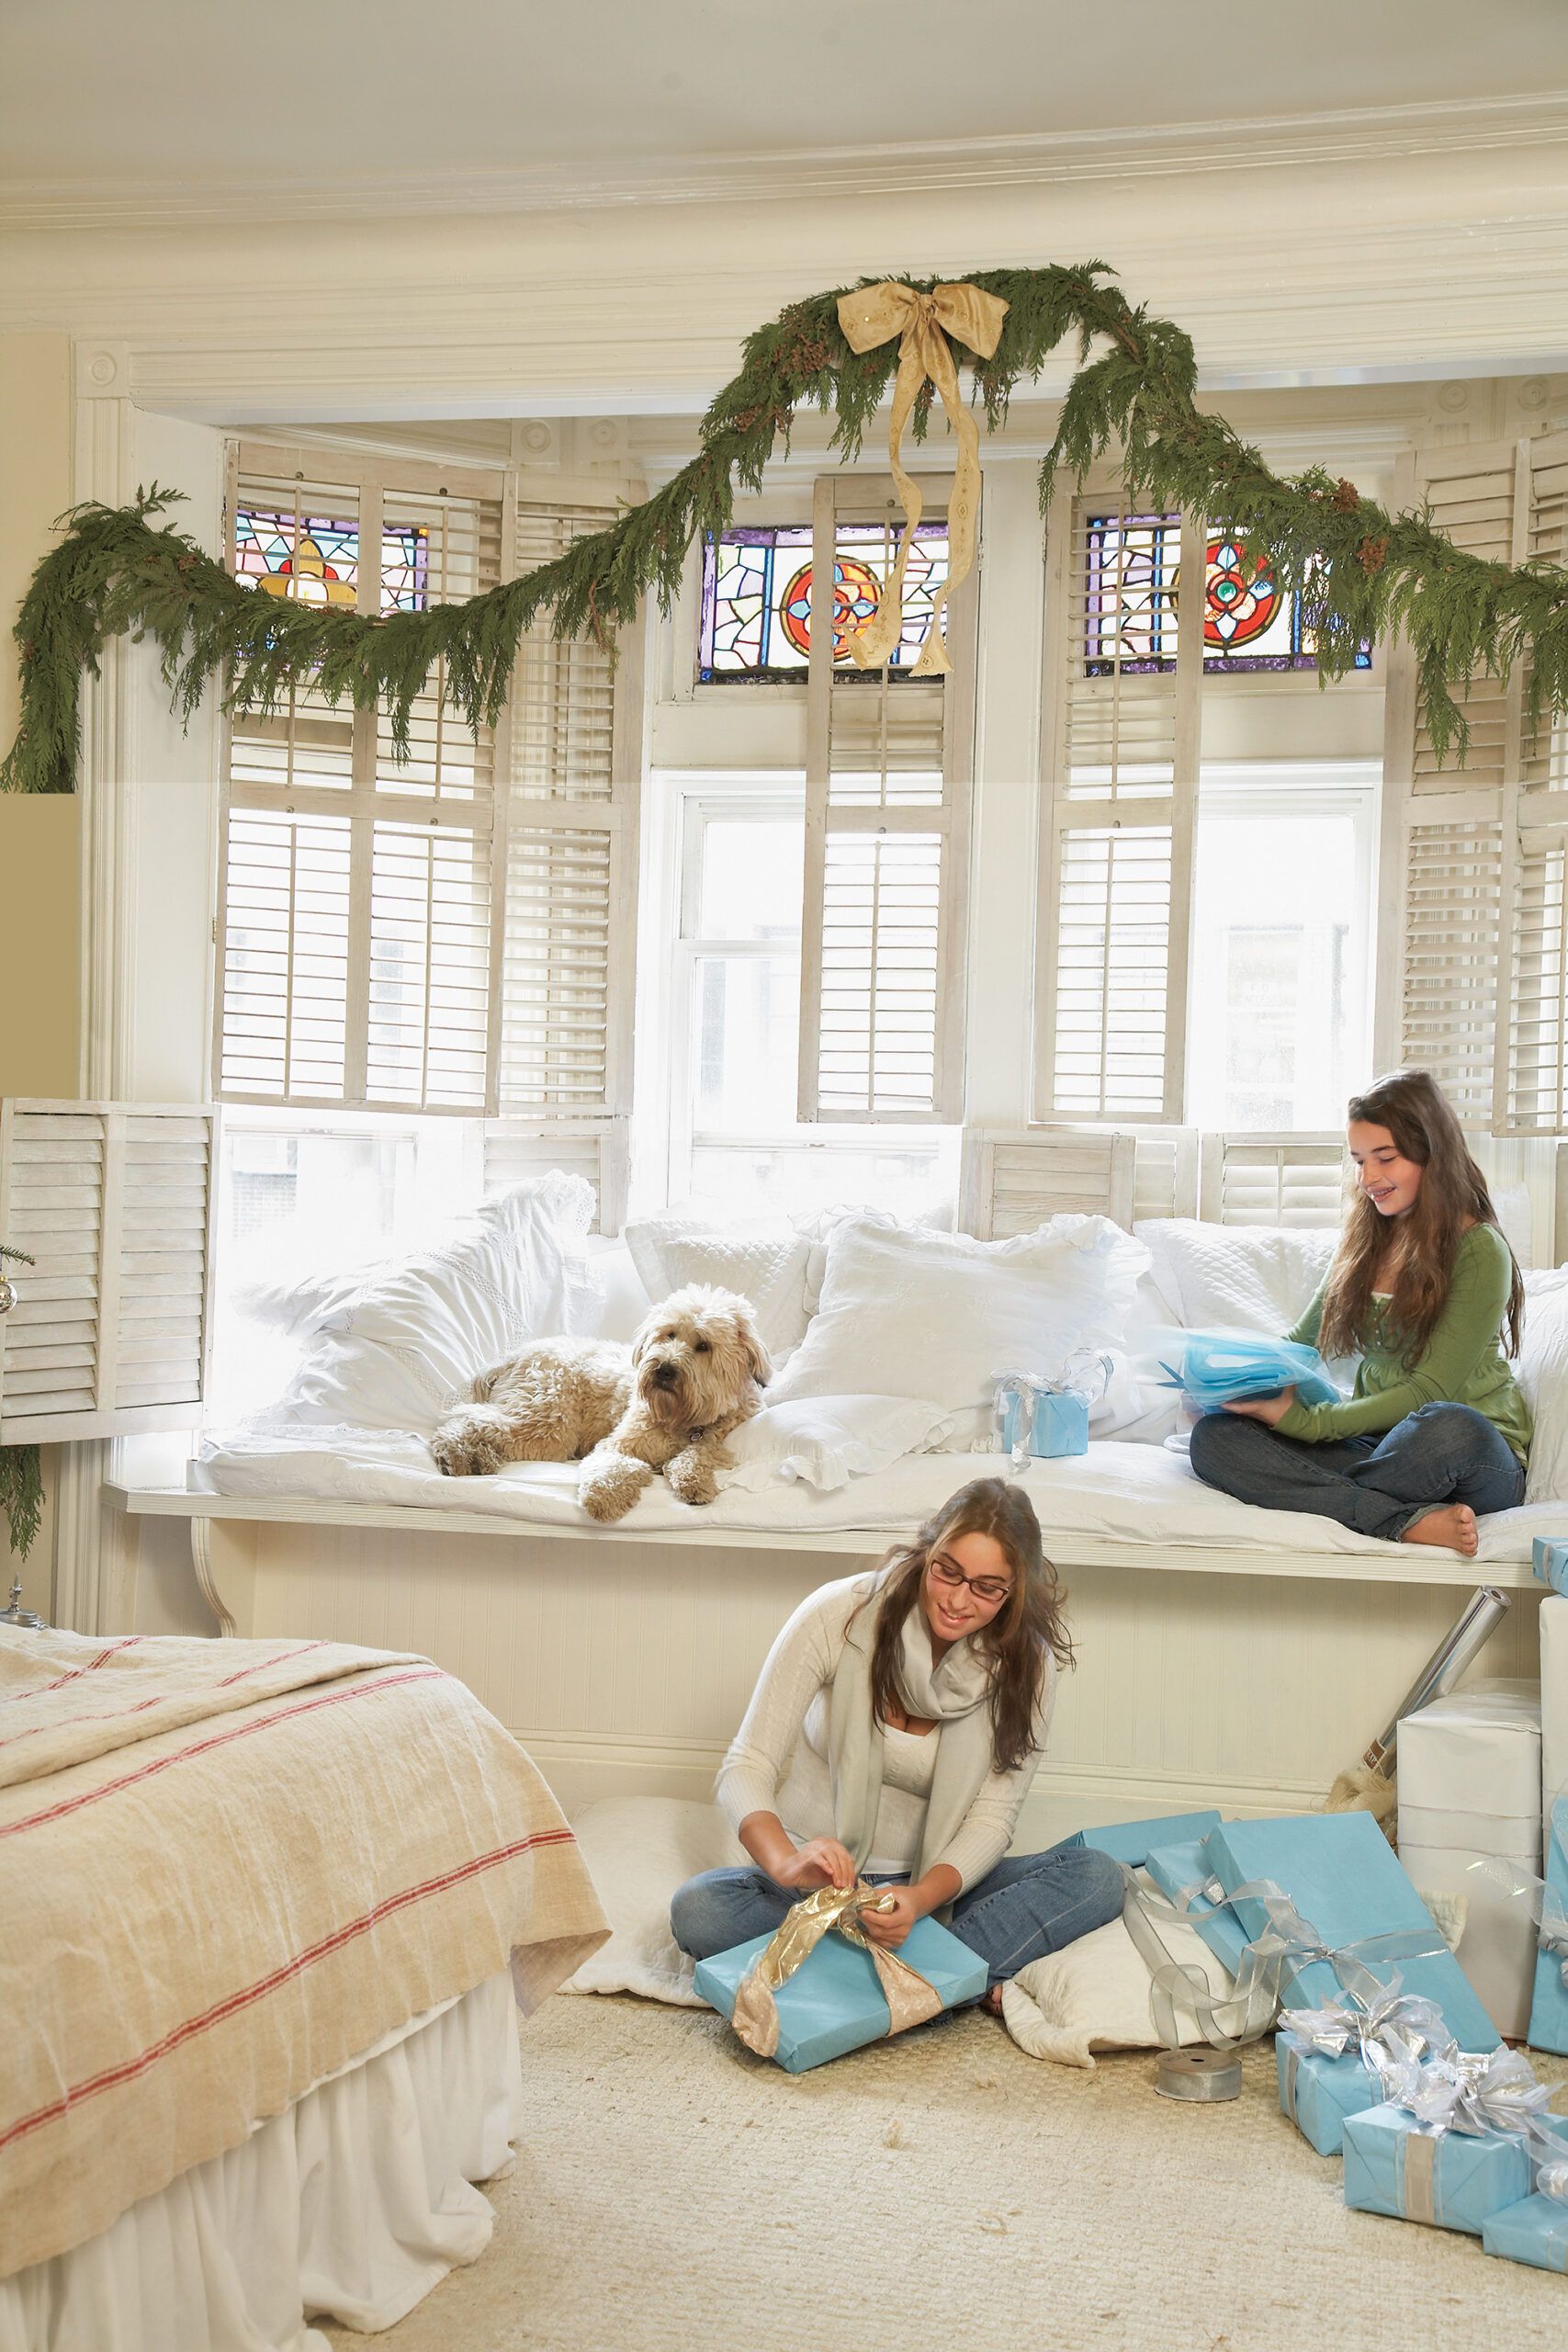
<box><xmin>0</xmin><ymin>1626</ymin><xmax>609</xmax><ymax>2279</ymax></box>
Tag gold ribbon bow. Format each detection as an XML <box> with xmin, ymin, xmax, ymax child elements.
<box><xmin>834</xmin><ymin>279</ymin><xmax>1009</xmax><ymax>677</ymax></box>
<box><xmin>730</xmin><ymin>1881</ymin><xmax>945</xmax><ymax>2059</ymax></box>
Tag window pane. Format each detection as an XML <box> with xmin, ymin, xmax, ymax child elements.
<box><xmin>1188</xmin><ymin>805</ymin><xmax>1366</xmax><ymax>1131</ymax></box>
<box><xmin>695</xmin><ymin>820</ymin><xmax>803</xmax><ymax>942</ymax></box>
<box><xmin>688</xmin><ymin>1140</ymin><xmax>953</xmax><ymax>1216</ymax></box>
<box><xmin>694</xmin><ymin>955</ymin><xmax>799</xmax><ymax>1132</ymax></box>
<box><xmin>698</xmin><ymin>523</ymin><xmax>950</xmax><ymax>682</ymax></box>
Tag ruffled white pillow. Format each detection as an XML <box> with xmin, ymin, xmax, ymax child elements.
<box><xmin>1001</xmin><ymin>1910</ymin><xmax>1237</xmax><ymax>2069</ymax></box>
<box><xmin>282</xmin><ymin>1174</ymin><xmax>597</xmax><ymax>1436</ymax></box>
<box><xmin>720</xmin><ymin>1395</ymin><xmax>957</xmax><ymax>1493</ymax></box>
<box><xmin>1134</xmin><ymin>1218</ymin><xmax>1337</xmax><ymax>1337</ymax></box>
<box><xmin>1517</xmin><ymin>1267</ymin><xmax>1568</xmax><ymax>1503</ymax></box>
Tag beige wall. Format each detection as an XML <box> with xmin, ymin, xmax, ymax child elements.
<box><xmin>0</xmin><ymin>332</ymin><xmax>78</xmax><ymax>1103</ymax></box>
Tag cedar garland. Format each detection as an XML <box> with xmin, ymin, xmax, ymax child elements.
<box><xmin>3</xmin><ymin>259</ymin><xmax>1566</xmax><ymax>793</ymax></box>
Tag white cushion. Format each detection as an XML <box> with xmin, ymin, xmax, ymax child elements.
<box><xmin>281</xmin><ymin>1175</ymin><xmax>597</xmax><ymax>1436</ymax></box>
<box><xmin>235</xmin><ymin>1257</ymin><xmax>391</xmax><ymax>1338</ymax></box>
<box><xmin>562</xmin><ymin>1795</ymin><xmax>745</xmax><ymax>2006</ymax></box>
<box><xmin>583</xmin><ymin>1238</ymin><xmax>651</xmax><ymax>1345</ymax></box>
<box><xmin>766</xmin><ymin>1213</ymin><xmax>1148</xmax><ymax>1448</ymax></box>
<box><xmin>624</xmin><ymin>1216</ymin><xmax>816</xmax><ymax>1361</ymax></box>
<box><xmin>1517</xmin><ymin>1268</ymin><xmax>1568</xmax><ymax>1503</ymax></box>
<box><xmin>1001</xmin><ymin>1906</ymin><xmax>1237</xmax><ymax>2069</ymax></box>
<box><xmin>721</xmin><ymin>1395</ymin><xmax>958</xmax><ymax>1493</ymax></box>
<box><xmin>1134</xmin><ymin>1218</ymin><xmax>1337</xmax><ymax>1336</ymax></box>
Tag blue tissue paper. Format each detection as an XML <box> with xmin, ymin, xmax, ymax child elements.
<box><xmin>1527</xmin><ymin>1799</ymin><xmax>1568</xmax><ymax>2056</ymax></box>
<box><xmin>694</xmin><ymin>1913</ymin><xmax>987</xmax><ymax>2074</ymax></box>
<box><xmin>1067</xmin><ymin>1809</ymin><xmax>1224</xmax><ymax>1868</ymax></box>
<box><xmin>1143</xmin><ymin>1839</ymin><xmax>1250</xmax><ymax>1976</ymax></box>
<box><xmin>1533</xmin><ymin>1538</ymin><xmax>1568</xmax><ymax>1597</ymax></box>
<box><xmin>1276</xmin><ymin>2033</ymin><xmax>1386</xmax><ymax>2157</ymax></box>
<box><xmin>1201</xmin><ymin>1812</ymin><xmax>1501</xmax><ymax>2053</ymax></box>
<box><xmin>1483</xmin><ymin>2190</ymin><xmax>1568</xmax><ymax>2272</ymax></box>
<box><xmin>1156</xmin><ymin>1329</ymin><xmax>1341</xmax><ymax>1413</ymax></box>
<box><xmin>1343</xmin><ymin>2101</ymin><xmax>1534</xmax><ymax>2234</ymax></box>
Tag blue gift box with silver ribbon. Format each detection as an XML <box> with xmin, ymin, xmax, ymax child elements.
<box><xmin>1274</xmin><ymin>1982</ymin><xmax>1445</xmax><ymax>2157</ymax></box>
<box><xmin>1533</xmin><ymin>1537</ymin><xmax>1568</xmax><ymax>1596</ymax></box>
<box><xmin>1343</xmin><ymin>2100</ymin><xmax>1534</xmax><ymax>2234</ymax></box>
<box><xmin>1483</xmin><ymin>2190</ymin><xmax>1568</xmax><ymax>2271</ymax></box>
<box><xmin>1143</xmin><ymin>1838</ymin><xmax>1250</xmax><ymax>1976</ymax></box>
<box><xmin>1526</xmin><ymin>1799</ymin><xmax>1568</xmax><ymax>2055</ymax></box>
<box><xmin>1277</xmin><ymin>2037</ymin><xmax>1383</xmax><ymax>2158</ymax></box>
<box><xmin>995</xmin><ymin>1380</ymin><xmax>1089</xmax><ymax>1461</ymax></box>
<box><xmin>1066</xmin><ymin>1810</ymin><xmax>1223</xmax><ymax>1869</ymax></box>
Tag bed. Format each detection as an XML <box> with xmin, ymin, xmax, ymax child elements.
<box><xmin>0</xmin><ymin>1624</ymin><xmax>608</xmax><ymax>2351</ymax></box>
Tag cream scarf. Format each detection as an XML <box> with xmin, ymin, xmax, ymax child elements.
<box><xmin>828</xmin><ymin>1573</ymin><xmax>997</xmax><ymax>1886</ymax></box>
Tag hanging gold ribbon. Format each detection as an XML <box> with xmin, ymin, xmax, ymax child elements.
<box><xmin>730</xmin><ymin>1881</ymin><xmax>945</xmax><ymax>2059</ymax></box>
<box><xmin>834</xmin><ymin>280</ymin><xmax>1010</xmax><ymax>677</ymax></box>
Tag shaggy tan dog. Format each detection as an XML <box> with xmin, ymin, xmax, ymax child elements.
<box><xmin>429</xmin><ymin>1283</ymin><xmax>771</xmax><ymax>1523</ymax></box>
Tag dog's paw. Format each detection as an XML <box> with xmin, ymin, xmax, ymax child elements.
<box><xmin>430</xmin><ymin>1415</ymin><xmax>502</xmax><ymax>1478</ymax></box>
<box><xmin>578</xmin><ymin>1453</ymin><xmax>649</xmax><ymax>1522</ymax></box>
<box><xmin>666</xmin><ymin>1453</ymin><xmax>718</xmax><ymax>1508</ymax></box>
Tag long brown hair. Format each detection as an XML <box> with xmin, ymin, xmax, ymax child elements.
<box><xmin>1319</xmin><ymin>1069</ymin><xmax>1524</xmax><ymax>1366</ymax></box>
<box><xmin>859</xmin><ymin>1477</ymin><xmax>1068</xmax><ymax>1775</ymax></box>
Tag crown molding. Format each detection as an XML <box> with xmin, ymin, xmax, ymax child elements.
<box><xmin>4</xmin><ymin>92</ymin><xmax>1566</xmax><ymax>232</ymax></box>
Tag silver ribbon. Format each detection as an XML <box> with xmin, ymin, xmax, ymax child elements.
<box><xmin>1279</xmin><ymin>1979</ymin><xmax>1449</xmax><ymax>2106</ymax></box>
<box><xmin>1381</xmin><ymin>2044</ymin><xmax>1568</xmax><ymax>2217</ymax></box>
<box><xmin>992</xmin><ymin>1351</ymin><xmax>1111</xmax><ymax>1468</ymax></box>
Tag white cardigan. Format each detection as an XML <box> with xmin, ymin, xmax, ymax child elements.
<box><xmin>715</xmin><ymin>1575</ymin><xmax>1055</xmax><ymax>1892</ymax></box>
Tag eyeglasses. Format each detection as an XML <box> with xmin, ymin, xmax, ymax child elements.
<box><xmin>929</xmin><ymin>1556</ymin><xmax>1012</xmax><ymax>1607</ymax></box>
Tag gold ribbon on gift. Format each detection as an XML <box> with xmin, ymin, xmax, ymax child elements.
<box><xmin>833</xmin><ymin>280</ymin><xmax>1010</xmax><ymax>678</ymax></box>
<box><xmin>730</xmin><ymin>1881</ymin><xmax>945</xmax><ymax>2060</ymax></box>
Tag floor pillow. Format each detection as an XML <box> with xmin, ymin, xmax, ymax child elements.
<box><xmin>1001</xmin><ymin>1908</ymin><xmax>1237</xmax><ymax>2069</ymax></box>
<box><xmin>563</xmin><ymin>1795</ymin><xmax>746</xmax><ymax>2006</ymax></box>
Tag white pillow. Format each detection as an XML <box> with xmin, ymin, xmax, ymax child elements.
<box><xmin>721</xmin><ymin>1395</ymin><xmax>957</xmax><ymax>1493</ymax></box>
<box><xmin>562</xmin><ymin>1795</ymin><xmax>745</xmax><ymax>2006</ymax></box>
<box><xmin>1134</xmin><ymin>1218</ymin><xmax>1337</xmax><ymax>1337</ymax></box>
<box><xmin>767</xmin><ymin>1213</ymin><xmax>1148</xmax><ymax>1448</ymax></box>
<box><xmin>234</xmin><ymin>1257</ymin><xmax>391</xmax><ymax>1338</ymax></box>
<box><xmin>624</xmin><ymin>1216</ymin><xmax>816</xmax><ymax>1360</ymax></box>
<box><xmin>281</xmin><ymin>1174</ymin><xmax>597</xmax><ymax>1435</ymax></box>
<box><xmin>1001</xmin><ymin>1910</ymin><xmax>1237</xmax><ymax>2069</ymax></box>
<box><xmin>1517</xmin><ymin>1268</ymin><xmax>1568</xmax><ymax>1503</ymax></box>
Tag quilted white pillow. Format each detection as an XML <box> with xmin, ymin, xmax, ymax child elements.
<box><xmin>1134</xmin><ymin>1218</ymin><xmax>1337</xmax><ymax>1337</ymax></box>
<box><xmin>1001</xmin><ymin>1909</ymin><xmax>1237</xmax><ymax>2069</ymax></box>
<box><xmin>281</xmin><ymin>1174</ymin><xmax>597</xmax><ymax>1436</ymax></box>
<box><xmin>1516</xmin><ymin>1268</ymin><xmax>1568</xmax><ymax>1504</ymax></box>
<box><xmin>563</xmin><ymin>1795</ymin><xmax>745</xmax><ymax>2006</ymax></box>
<box><xmin>623</xmin><ymin>1216</ymin><xmax>816</xmax><ymax>1361</ymax></box>
<box><xmin>767</xmin><ymin>1213</ymin><xmax>1149</xmax><ymax>1448</ymax></box>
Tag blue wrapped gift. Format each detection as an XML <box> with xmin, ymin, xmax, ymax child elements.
<box><xmin>694</xmin><ymin>1911</ymin><xmax>987</xmax><ymax>2074</ymax></box>
<box><xmin>1533</xmin><ymin>1537</ymin><xmax>1568</xmax><ymax>1596</ymax></box>
<box><xmin>1201</xmin><ymin>1812</ymin><xmax>1501</xmax><ymax>2052</ymax></box>
<box><xmin>1277</xmin><ymin>2034</ymin><xmax>1383</xmax><ymax>2158</ymax></box>
<box><xmin>1066</xmin><ymin>1809</ymin><xmax>1223</xmax><ymax>1869</ymax></box>
<box><xmin>1483</xmin><ymin>2191</ymin><xmax>1568</xmax><ymax>2271</ymax></box>
<box><xmin>996</xmin><ymin>1382</ymin><xmax>1089</xmax><ymax>1460</ymax></box>
<box><xmin>1343</xmin><ymin>2100</ymin><xmax>1534</xmax><ymax>2234</ymax></box>
<box><xmin>1143</xmin><ymin>1839</ymin><xmax>1249</xmax><ymax>1975</ymax></box>
<box><xmin>1527</xmin><ymin>1800</ymin><xmax>1568</xmax><ymax>2055</ymax></box>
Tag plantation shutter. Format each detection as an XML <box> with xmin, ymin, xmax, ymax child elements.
<box><xmin>1380</xmin><ymin>433</ymin><xmax>1568</xmax><ymax>1131</ymax></box>
<box><xmin>218</xmin><ymin>442</ymin><xmax>506</xmax><ymax>1114</ymax></box>
<box><xmin>797</xmin><ymin>473</ymin><xmax>976</xmax><ymax>1124</ymax></box>
<box><xmin>488</xmin><ymin>496</ymin><xmax>641</xmax><ymax>1225</ymax></box>
<box><xmin>1033</xmin><ymin>478</ymin><xmax>1204</xmax><ymax>1123</ymax></box>
<box><xmin>0</xmin><ymin>1100</ymin><xmax>217</xmax><ymax>1445</ymax></box>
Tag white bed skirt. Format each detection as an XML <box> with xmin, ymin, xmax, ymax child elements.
<box><xmin>0</xmin><ymin>1970</ymin><xmax>525</xmax><ymax>2352</ymax></box>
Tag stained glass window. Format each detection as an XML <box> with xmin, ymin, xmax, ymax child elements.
<box><xmin>698</xmin><ymin>523</ymin><xmax>950</xmax><ymax>683</ymax></box>
<box><xmin>1084</xmin><ymin>513</ymin><xmax>1372</xmax><ymax>676</ymax></box>
<box><xmin>234</xmin><ymin>509</ymin><xmax>430</xmax><ymax>614</ymax></box>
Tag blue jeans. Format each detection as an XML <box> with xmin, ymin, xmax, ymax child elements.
<box><xmin>1187</xmin><ymin>1400</ymin><xmax>1525</xmax><ymax>1544</ymax></box>
<box><xmin>670</xmin><ymin>1838</ymin><xmax>1124</xmax><ymax>1993</ymax></box>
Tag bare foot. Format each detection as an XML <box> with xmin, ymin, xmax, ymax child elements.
<box><xmin>1400</xmin><ymin>1503</ymin><xmax>1478</xmax><ymax>1557</ymax></box>
<box><xmin>981</xmin><ymin>1984</ymin><xmax>1005</xmax><ymax>2018</ymax></box>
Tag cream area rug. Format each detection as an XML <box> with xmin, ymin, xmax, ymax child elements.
<box><xmin>323</xmin><ymin>1998</ymin><xmax>1568</xmax><ymax>2352</ymax></box>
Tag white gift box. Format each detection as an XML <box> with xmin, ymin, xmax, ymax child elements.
<box><xmin>1398</xmin><ymin>1678</ymin><xmax>1542</xmax><ymax>2039</ymax></box>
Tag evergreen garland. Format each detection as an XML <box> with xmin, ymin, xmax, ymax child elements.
<box><xmin>4</xmin><ymin>260</ymin><xmax>1566</xmax><ymax>792</ymax></box>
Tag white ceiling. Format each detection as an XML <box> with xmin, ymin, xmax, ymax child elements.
<box><xmin>4</xmin><ymin>0</ymin><xmax>1565</xmax><ymax>190</ymax></box>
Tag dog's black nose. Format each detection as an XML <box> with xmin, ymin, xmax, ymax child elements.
<box><xmin>652</xmin><ymin>1363</ymin><xmax>677</xmax><ymax>1386</ymax></box>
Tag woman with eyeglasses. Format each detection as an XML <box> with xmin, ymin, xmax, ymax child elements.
<box><xmin>670</xmin><ymin>1476</ymin><xmax>1122</xmax><ymax>2014</ymax></box>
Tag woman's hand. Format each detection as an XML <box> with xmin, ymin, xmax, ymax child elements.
<box><xmin>1222</xmin><ymin>1385</ymin><xmax>1296</xmax><ymax>1429</ymax></box>
<box><xmin>857</xmin><ymin>1884</ymin><xmax>926</xmax><ymax>1949</ymax></box>
<box><xmin>772</xmin><ymin>1836</ymin><xmax>857</xmax><ymax>1894</ymax></box>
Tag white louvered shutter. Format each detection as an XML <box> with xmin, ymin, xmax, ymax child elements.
<box><xmin>1196</xmin><ymin>1133</ymin><xmax>1347</xmax><ymax>1227</ymax></box>
<box><xmin>1380</xmin><ymin>433</ymin><xmax>1568</xmax><ymax>1131</ymax></box>
<box><xmin>797</xmin><ymin>473</ymin><xmax>975</xmax><ymax>1124</ymax></box>
<box><xmin>1034</xmin><ymin>479</ymin><xmax>1203</xmax><ymax>1123</ymax></box>
<box><xmin>488</xmin><ymin>497</ymin><xmax>641</xmax><ymax>1227</ymax></box>
<box><xmin>0</xmin><ymin>1101</ymin><xmax>217</xmax><ymax>1444</ymax></box>
<box><xmin>218</xmin><ymin>443</ymin><xmax>505</xmax><ymax>1114</ymax></box>
<box><xmin>958</xmin><ymin>1127</ymin><xmax>1136</xmax><ymax>1238</ymax></box>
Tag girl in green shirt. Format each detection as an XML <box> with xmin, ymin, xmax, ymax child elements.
<box><xmin>1188</xmin><ymin>1070</ymin><xmax>1529</xmax><ymax>1557</ymax></box>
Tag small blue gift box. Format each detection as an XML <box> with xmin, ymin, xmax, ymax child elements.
<box><xmin>1277</xmin><ymin>2033</ymin><xmax>1385</xmax><ymax>2157</ymax></box>
<box><xmin>1143</xmin><ymin>1838</ymin><xmax>1250</xmax><ymax>1976</ymax></box>
<box><xmin>1527</xmin><ymin>1799</ymin><xmax>1568</xmax><ymax>2056</ymax></box>
<box><xmin>1483</xmin><ymin>2190</ymin><xmax>1568</xmax><ymax>2272</ymax></box>
<box><xmin>1066</xmin><ymin>1809</ymin><xmax>1223</xmax><ymax>1869</ymax></box>
<box><xmin>1342</xmin><ymin>2100</ymin><xmax>1534</xmax><ymax>2234</ymax></box>
<box><xmin>1533</xmin><ymin>1538</ymin><xmax>1568</xmax><ymax>1596</ymax></box>
<box><xmin>694</xmin><ymin>1914</ymin><xmax>987</xmax><ymax>2073</ymax></box>
<box><xmin>1202</xmin><ymin>1812</ymin><xmax>1500</xmax><ymax>2053</ymax></box>
<box><xmin>998</xmin><ymin>1384</ymin><xmax>1089</xmax><ymax>1460</ymax></box>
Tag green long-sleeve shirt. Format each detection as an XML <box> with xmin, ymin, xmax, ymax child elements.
<box><xmin>1275</xmin><ymin>1222</ymin><xmax>1531</xmax><ymax>1463</ymax></box>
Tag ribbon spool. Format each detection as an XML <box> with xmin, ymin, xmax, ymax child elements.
<box><xmin>1155</xmin><ymin>2049</ymin><xmax>1244</xmax><ymax>2103</ymax></box>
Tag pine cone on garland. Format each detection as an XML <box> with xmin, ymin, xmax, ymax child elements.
<box><xmin>1357</xmin><ymin>534</ymin><xmax>1390</xmax><ymax>575</ymax></box>
<box><xmin>1332</xmin><ymin>477</ymin><xmax>1361</xmax><ymax>514</ymax></box>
